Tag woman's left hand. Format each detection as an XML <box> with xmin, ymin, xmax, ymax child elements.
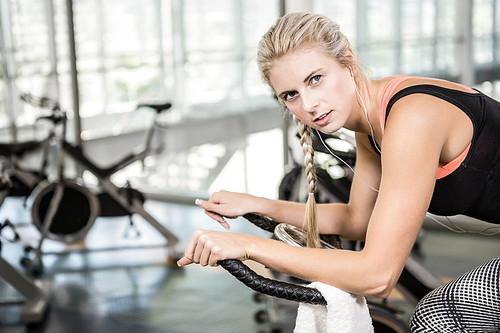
<box><xmin>177</xmin><ymin>229</ymin><xmax>253</xmax><ymax>267</ymax></box>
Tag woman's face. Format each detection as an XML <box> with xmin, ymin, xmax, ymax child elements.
<box><xmin>269</xmin><ymin>46</ymin><xmax>356</xmax><ymax>133</ymax></box>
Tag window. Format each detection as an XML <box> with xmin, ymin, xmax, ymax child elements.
<box><xmin>182</xmin><ymin>0</ymin><xmax>279</xmax><ymax>112</ymax></box>
<box><xmin>74</xmin><ymin>0</ymin><xmax>172</xmax><ymax>118</ymax></box>
<box><xmin>313</xmin><ymin>0</ymin><xmax>496</xmax><ymax>83</ymax></box>
<box><xmin>0</xmin><ymin>0</ymin><xmax>59</xmax><ymax>133</ymax></box>
<box><xmin>473</xmin><ymin>0</ymin><xmax>494</xmax><ymax>65</ymax></box>
<box><xmin>0</xmin><ymin>0</ymin><xmax>279</xmax><ymax>136</ymax></box>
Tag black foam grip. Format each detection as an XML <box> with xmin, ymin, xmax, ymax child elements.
<box><xmin>219</xmin><ymin>259</ymin><xmax>326</xmax><ymax>305</ymax></box>
<box><xmin>243</xmin><ymin>213</ymin><xmax>342</xmax><ymax>249</ymax></box>
<box><xmin>243</xmin><ymin>213</ymin><xmax>279</xmax><ymax>233</ymax></box>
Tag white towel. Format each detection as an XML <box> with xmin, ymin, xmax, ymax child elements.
<box><xmin>294</xmin><ymin>282</ymin><xmax>374</xmax><ymax>333</ymax></box>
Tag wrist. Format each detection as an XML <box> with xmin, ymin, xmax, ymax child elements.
<box><xmin>253</xmin><ymin>196</ymin><xmax>274</xmax><ymax>217</ymax></box>
<box><xmin>243</xmin><ymin>234</ymin><xmax>263</xmax><ymax>261</ymax></box>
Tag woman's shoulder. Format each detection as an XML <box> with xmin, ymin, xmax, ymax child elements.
<box><xmin>376</xmin><ymin>75</ymin><xmax>476</xmax><ymax>95</ymax></box>
<box><xmin>373</xmin><ymin>75</ymin><xmax>477</xmax><ymax>130</ymax></box>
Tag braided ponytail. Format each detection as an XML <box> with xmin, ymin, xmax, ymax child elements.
<box><xmin>294</xmin><ymin>116</ymin><xmax>321</xmax><ymax>248</ymax></box>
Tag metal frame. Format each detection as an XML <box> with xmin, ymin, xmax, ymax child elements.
<box><xmin>0</xmin><ymin>256</ymin><xmax>49</xmax><ymax>324</ymax></box>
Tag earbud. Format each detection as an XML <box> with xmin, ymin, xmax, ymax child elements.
<box><xmin>348</xmin><ymin>66</ymin><xmax>354</xmax><ymax>77</ymax></box>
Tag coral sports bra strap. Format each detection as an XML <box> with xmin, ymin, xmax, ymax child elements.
<box><xmin>436</xmin><ymin>142</ymin><xmax>471</xmax><ymax>179</ymax></box>
<box><xmin>379</xmin><ymin>75</ymin><xmax>477</xmax><ymax>134</ymax></box>
<box><xmin>379</xmin><ymin>75</ymin><xmax>416</xmax><ymax>134</ymax></box>
<box><xmin>378</xmin><ymin>76</ymin><xmax>475</xmax><ymax>180</ymax></box>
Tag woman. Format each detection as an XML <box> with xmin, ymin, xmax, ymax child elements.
<box><xmin>177</xmin><ymin>12</ymin><xmax>500</xmax><ymax>331</ymax></box>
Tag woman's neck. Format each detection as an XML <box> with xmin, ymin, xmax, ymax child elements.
<box><xmin>344</xmin><ymin>78</ymin><xmax>384</xmax><ymax>138</ymax></box>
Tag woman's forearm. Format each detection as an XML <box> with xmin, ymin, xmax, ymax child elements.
<box><xmin>245</xmin><ymin>234</ymin><xmax>394</xmax><ymax>297</ymax></box>
<box><xmin>254</xmin><ymin>196</ymin><xmax>357</xmax><ymax>237</ymax></box>
<box><xmin>255</xmin><ymin>197</ymin><xmax>307</xmax><ymax>226</ymax></box>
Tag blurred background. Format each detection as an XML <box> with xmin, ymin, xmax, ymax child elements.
<box><xmin>1</xmin><ymin>0</ymin><xmax>500</xmax><ymax>201</ymax></box>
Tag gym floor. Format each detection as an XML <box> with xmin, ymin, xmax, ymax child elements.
<box><xmin>0</xmin><ymin>197</ymin><xmax>498</xmax><ymax>333</ymax></box>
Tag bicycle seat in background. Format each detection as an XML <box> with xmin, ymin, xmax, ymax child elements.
<box><xmin>136</xmin><ymin>102</ymin><xmax>172</xmax><ymax>114</ymax></box>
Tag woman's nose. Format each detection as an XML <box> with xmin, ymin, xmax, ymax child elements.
<box><xmin>301</xmin><ymin>93</ymin><xmax>319</xmax><ymax>112</ymax></box>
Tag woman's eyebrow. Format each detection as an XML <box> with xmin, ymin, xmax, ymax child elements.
<box><xmin>303</xmin><ymin>68</ymin><xmax>323</xmax><ymax>83</ymax></box>
<box><xmin>276</xmin><ymin>68</ymin><xmax>323</xmax><ymax>99</ymax></box>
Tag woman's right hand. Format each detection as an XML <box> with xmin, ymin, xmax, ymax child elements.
<box><xmin>195</xmin><ymin>190</ymin><xmax>259</xmax><ymax>229</ymax></box>
<box><xmin>177</xmin><ymin>228</ymin><xmax>254</xmax><ymax>267</ymax></box>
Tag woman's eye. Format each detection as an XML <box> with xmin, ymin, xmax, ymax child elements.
<box><xmin>311</xmin><ymin>75</ymin><xmax>321</xmax><ymax>84</ymax></box>
<box><xmin>283</xmin><ymin>91</ymin><xmax>298</xmax><ymax>101</ymax></box>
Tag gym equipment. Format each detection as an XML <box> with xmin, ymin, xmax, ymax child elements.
<box><xmin>16</xmin><ymin>93</ymin><xmax>180</xmax><ymax>274</ymax></box>
<box><xmin>0</xmin><ymin>181</ymin><xmax>49</xmax><ymax>325</ymax></box>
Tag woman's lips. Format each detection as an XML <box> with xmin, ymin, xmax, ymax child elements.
<box><xmin>314</xmin><ymin>110</ymin><xmax>333</xmax><ymax>125</ymax></box>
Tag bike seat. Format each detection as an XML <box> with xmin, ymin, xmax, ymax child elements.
<box><xmin>137</xmin><ymin>102</ymin><xmax>172</xmax><ymax>114</ymax></box>
<box><xmin>0</xmin><ymin>140</ymin><xmax>42</xmax><ymax>157</ymax></box>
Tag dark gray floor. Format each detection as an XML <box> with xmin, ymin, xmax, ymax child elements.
<box><xmin>0</xmin><ymin>197</ymin><xmax>499</xmax><ymax>333</ymax></box>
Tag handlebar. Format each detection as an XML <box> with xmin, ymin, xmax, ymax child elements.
<box><xmin>242</xmin><ymin>213</ymin><xmax>279</xmax><ymax>233</ymax></box>
<box><xmin>20</xmin><ymin>93</ymin><xmax>60</xmax><ymax>111</ymax></box>
<box><xmin>218</xmin><ymin>259</ymin><xmax>327</xmax><ymax>305</ymax></box>
<box><xmin>218</xmin><ymin>213</ymin><xmax>340</xmax><ymax>305</ymax></box>
<box><xmin>21</xmin><ymin>92</ymin><xmax>172</xmax><ymax>116</ymax></box>
<box><xmin>19</xmin><ymin>93</ymin><xmax>65</xmax><ymax>125</ymax></box>
<box><xmin>20</xmin><ymin>93</ymin><xmax>172</xmax><ymax>126</ymax></box>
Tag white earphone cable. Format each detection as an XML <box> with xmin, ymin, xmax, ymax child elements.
<box><xmin>315</xmin><ymin>128</ymin><xmax>379</xmax><ymax>193</ymax></box>
<box><xmin>351</xmin><ymin>72</ymin><xmax>382</xmax><ymax>155</ymax></box>
<box><xmin>426</xmin><ymin>214</ymin><xmax>500</xmax><ymax>235</ymax></box>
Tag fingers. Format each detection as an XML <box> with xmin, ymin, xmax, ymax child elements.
<box><xmin>177</xmin><ymin>229</ymin><xmax>200</xmax><ymax>267</ymax></box>
<box><xmin>204</xmin><ymin>211</ymin><xmax>230</xmax><ymax>229</ymax></box>
<box><xmin>177</xmin><ymin>229</ymin><xmax>218</xmax><ymax>267</ymax></box>
<box><xmin>193</xmin><ymin>231</ymin><xmax>225</xmax><ymax>266</ymax></box>
<box><xmin>195</xmin><ymin>198</ymin><xmax>230</xmax><ymax>230</ymax></box>
<box><xmin>176</xmin><ymin>256</ymin><xmax>192</xmax><ymax>267</ymax></box>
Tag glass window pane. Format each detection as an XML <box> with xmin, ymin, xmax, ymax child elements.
<box><xmin>473</xmin><ymin>0</ymin><xmax>494</xmax><ymax>64</ymax></box>
<box><xmin>184</xmin><ymin>0</ymin><xmax>237</xmax><ymax>52</ymax></box>
<box><xmin>4</xmin><ymin>0</ymin><xmax>57</xmax><ymax>128</ymax></box>
<box><xmin>182</xmin><ymin>0</ymin><xmax>279</xmax><ymax>112</ymax></box>
<box><xmin>312</xmin><ymin>1</ymin><xmax>356</xmax><ymax>42</ymax></box>
<box><xmin>73</xmin><ymin>0</ymin><xmax>171</xmax><ymax>119</ymax></box>
<box><xmin>365</xmin><ymin>0</ymin><xmax>395</xmax><ymax>42</ymax></box>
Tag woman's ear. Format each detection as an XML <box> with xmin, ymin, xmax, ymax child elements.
<box><xmin>343</xmin><ymin>47</ymin><xmax>357</xmax><ymax>74</ymax></box>
<box><xmin>344</xmin><ymin>47</ymin><xmax>356</xmax><ymax>61</ymax></box>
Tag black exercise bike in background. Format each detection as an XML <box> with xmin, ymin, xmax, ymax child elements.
<box><xmin>0</xmin><ymin>93</ymin><xmax>180</xmax><ymax>274</ymax></box>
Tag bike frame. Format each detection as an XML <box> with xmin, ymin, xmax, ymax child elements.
<box><xmin>61</xmin><ymin>140</ymin><xmax>178</xmax><ymax>244</ymax></box>
<box><xmin>44</xmin><ymin>102</ymin><xmax>179</xmax><ymax>245</ymax></box>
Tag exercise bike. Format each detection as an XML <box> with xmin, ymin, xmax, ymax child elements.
<box><xmin>18</xmin><ymin>93</ymin><xmax>180</xmax><ymax>274</ymax></box>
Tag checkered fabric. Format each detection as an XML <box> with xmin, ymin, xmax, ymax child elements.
<box><xmin>410</xmin><ymin>256</ymin><xmax>500</xmax><ymax>332</ymax></box>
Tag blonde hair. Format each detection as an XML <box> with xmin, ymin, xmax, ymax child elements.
<box><xmin>257</xmin><ymin>12</ymin><xmax>369</xmax><ymax>248</ymax></box>
<box><xmin>294</xmin><ymin>115</ymin><xmax>320</xmax><ymax>248</ymax></box>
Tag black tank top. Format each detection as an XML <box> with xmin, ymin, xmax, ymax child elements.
<box><xmin>382</xmin><ymin>85</ymin><xmax>500</xmax><ymax>224</ymax></box>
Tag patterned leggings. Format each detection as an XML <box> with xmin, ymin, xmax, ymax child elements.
<box><xmin>410</xmin><ymin>256</ymin><xmax>500</xmax><ymax>332</ymax></box>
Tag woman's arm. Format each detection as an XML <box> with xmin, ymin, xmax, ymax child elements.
<box><xmin>245</xmin><ymin>104</ymin><xmax>443</xmax><ymax>297</ymax></box>
<box><xmin>180</xmin><ymin>97</ymin><xmax>446</xmax><ymax>298</ymax></box>
<box><xmin>315</xmin><ymin>133</ymin><xmax>381</xmax><ymax>239</ymax></box>
<box><xmin>195</xmin><ymin>133</ymin><xmax>381</xmax><ymax>239</ymax></box>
